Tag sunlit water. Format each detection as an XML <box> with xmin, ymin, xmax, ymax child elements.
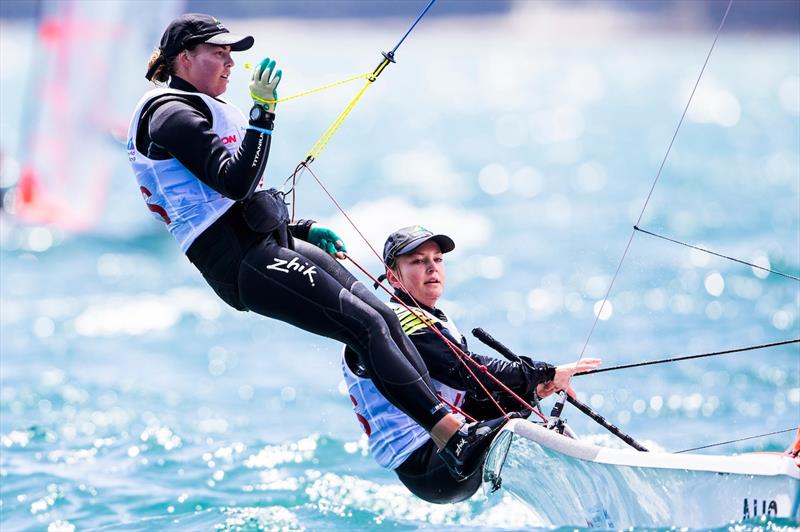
<box><xmin>1</xmin><ymin>10</ymin><xmax>798</xmax><ymax>531</ymax></box>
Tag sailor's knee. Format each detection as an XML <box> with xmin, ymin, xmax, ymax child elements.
<box><xmin>351</xmin><ymin>283</ymin><xmax>396</xmax><ymax>318</ymax></box>
<box><xmin>338</xmin><ymin>289</ymin><xmax>391</xmax><ymax>336</ymax></box>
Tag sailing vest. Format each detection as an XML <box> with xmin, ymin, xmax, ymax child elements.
<box><xmin>127</xmin><ymin>88</ymin><xmax>249</xmax><ymax>252</ymax></box>
<box><xmin>342</xmin><ymin>303</ymin><xmax>466</xmax><ymax>470</ymax></box>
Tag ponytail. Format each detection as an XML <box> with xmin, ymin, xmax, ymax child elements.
<box><xmin>145</xmin><ymin>48</ymin><xmax>175</xmax><ymax>83</ymax></box>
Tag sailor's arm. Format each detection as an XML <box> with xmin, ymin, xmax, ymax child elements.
<box><xmin>148</xmin><ymin>98</ymin><xmax>274</xmax><ymax>200</ymax></box>
<box><xmin>288</xmin><ymin>219</ymin><xmax>315</xmax><ymax>242</ymax></box>
<box><xmin>408</xmin><ymin>326</ymin><xmax>555</xmax><ymax>398</ymax></box>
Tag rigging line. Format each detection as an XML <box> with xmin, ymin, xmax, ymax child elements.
<box><xmin>283</xmin><ymin>160</ymin><xmax>308</xmax><ymax>222</ymax></box>
<box><xmin>545</xmin><ymin>0</ymin><xmax>736</xmax><ymax>425</ymax></box>
<box><xmin>391</xmin><ymin>0</ymin><xmax>438</xmax><ymax>54</ymax></box>
<box><xmin>305</xmin><ymin>159</ymin><xmax>525</xmax><ymax>419</ymax></box>
<box><xmin>306</xmin><ymin>79</ymin><xmax>372</xmax><ymax>161</ymax></box>
<box><xmin>472</xmin><ymin>327</ymin><xmax>649</xmax><ymax>452</ymax></box>
<box><xmin>306</xmin><ymin>159</ymin><xmax>448</xmax><ymax>337</ymax></box>
<box><xmin>635</xmin><ymin>0</ymin><xmax>733</xmax><ymax>228</ymax></box>
<box><xmin>287</xmin><ymin>2</ymin><xmax>439</xmax><ymax>229</ymax></box>
<box><xmin>303</xmin><ymin>162</ymin><xmax>385</xmax><ymax>263</ymax></box>
<box><xmin>310</xmin><ymin>156</ymin><xmax>516</xmax><ymax>416</ymax></box>
<box><xmin>306</xmin><ymin>156</ymin><xmax>548</xmax><ymax>421</ymax></box>
<box><xmin>675</xmin><ymin>427</ymin><xmax>798</xmax><ymax>454</ymax></box>
<box><xmin>302</xmin><ymin>161</ymin><xmax>436</xmax><ymax>313</ymax></box>
<box><xmin>634</xmin><ymin>225</ymin><xmax>800</xmax><ymax>282</ymax></box>
<box><xmin>578</xmin><ymin>230</ymin><xmax>637</xmax><ymax>362</ymax></box>
<box><xmin>574</xmin><ymin>338</ymin><xmax>800</xmax><ymax>376</ymax></box>
<box><xmin>437</xmin><ymin>392</ymin><xmax>477</xmax><ymax>423</ymax></box>
<box><xmin>299</xmin><ymin>1</ymin><xmax>546</xmax><ymax>421</ymax></box>
<box><xmin>301</xmin><ymin>0</ymin><xmax>439</xmax><ymax>164</ymax></box>
<box><xmin>252</xmin><ymin>71</ymin><xmax>372</xmax><ymax>106</ymax></box>
<box><xmin>577</xmin><ymin>0</ymin><xmax>734</xmax><ymax>362</ymax></box>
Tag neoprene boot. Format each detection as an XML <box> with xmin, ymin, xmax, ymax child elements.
<box><xmin>437</xmin><ymin>415</ymin><xmax>512</xmax><ymax>481</ymax></box>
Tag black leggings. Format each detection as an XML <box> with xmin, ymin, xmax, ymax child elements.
<box><xmin>395</xmin><ymin>440</ymin><xmax>482</xmax><ymax>504</ymax></box>
<box><xmin>238</xmin><ymin>237</ymin><xmax>447</xmax><ymax>432</ymax></box>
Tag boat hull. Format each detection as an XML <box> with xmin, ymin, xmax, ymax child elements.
<box><xmin>482</xmin><ymin>419</ymin><xmax>800</xmax><ymax>528</ymax></box>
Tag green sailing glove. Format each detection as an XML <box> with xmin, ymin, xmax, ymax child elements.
<box><xmin>307</xmin><ymin>225</ymin><xmax>348</xmax><ymax>257</ymax></box>
<box><xmin>250</xmin><ymin>57</ymin><xmax>282</xmax><ymax>112</ymax></box>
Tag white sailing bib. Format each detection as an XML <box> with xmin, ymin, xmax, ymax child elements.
<box><xmin>127</xmin><ymin>87</ymin><xmax>249</xmax><ymax>252</ymax></box>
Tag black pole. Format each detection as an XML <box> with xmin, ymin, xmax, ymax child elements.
<box><xmin>471</xmin><ymin>327</ymin><xmax>649</xmax><ymax>452</ymax></box>
<box><xmin>573</xmin><ymin>338</ymin><xmax>799</xmax><ymax>376</ymax></box>
<box><xmin>563</xmin><ymin>395</ymin><xmax>649</xmax><ymax>452</ymax></box>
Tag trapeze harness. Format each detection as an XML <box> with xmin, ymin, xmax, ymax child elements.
<box><xmin>127</xmin><ymin>78</ymin><xmax>448</xmax><ymax>433</ymax></box>
<box><xmin>344</xmin><ymin>301</ymin><xmax>490</xmax><ymax>504</ymax></box>
<box><xmin>343</xmin><ymin>302</ymin><xmax>467</xmax><ymax>470</ymax></box>
<box><xmin>128</xmin><ymin>87</ymin><xmax>251</xmax><ymax>252</ymax></box>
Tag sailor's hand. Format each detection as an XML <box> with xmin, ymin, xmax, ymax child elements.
<box><xmin>308</xmin><ymin>224</ymin><xmax>347</xmax><ymax>259</ymax></box>
<box><xmin>551</xmin><ymin>358</ymin><xmax>601</xmax><ymax>392</ymax></box>
<box><xmin>250</xmin><ymin>57</ymin><xmax>282</xmax><ymax>112</ymax></box>
<box><xmin>518</xmin><ymin>356</ymin><xmax>559</xmax><ymax>400</ymax></box>
<box><xmin>537</xmin><ymin>381</ymin><xmax>580</xmax><ymax>400</ymax></box>
<box><xmin>535</xmin><ymin>381</ymin><xmax>557</xmax><ymax>399</ymax></box>
<box><xmin>786</xmin><ymin>427</ymin><xmax>800</xmax><ymax>458</ymax></box>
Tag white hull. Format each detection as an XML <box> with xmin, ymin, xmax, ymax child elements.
<box><xmin>482</xmin><ymin>419</ymin><xmax>800</xmax><ymax>528</ymax></box>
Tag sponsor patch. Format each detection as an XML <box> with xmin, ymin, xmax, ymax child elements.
<box><xmin>266</xmin><ymin>257</ymin><xmax>318</xmax><ymax>286</ymax></box>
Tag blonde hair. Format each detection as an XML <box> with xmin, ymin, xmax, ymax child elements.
<box><xmin>145</xmin><ymin>48</ymin><xmax>181</xmax><ymax>84</ymax></box>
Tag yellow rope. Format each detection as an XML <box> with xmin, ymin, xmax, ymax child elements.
<box><xmin>304</xmin><ymin>57</ymin><xmax>392</xmax><ymax>161</ymax></box>
<box><xmin>250</xmin><ymin>71</ymin><xmax>372</xmax><ymax>106</ymax></box>
<box><xmin>248</xmin><ymin>56</ymin><xmax>391</xmax><ymax>161</ymax></box>
<box><xmin>305</xmin><ymin>79</ymin><xmax>373</xmax><ymax>161</ymax></box>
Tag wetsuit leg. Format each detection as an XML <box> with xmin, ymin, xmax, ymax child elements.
<box><xmin>349</xmin><ymin>281</ymin><xmax>434</xmax><ymax>379</ymax></box>
<box><xmin>238</xmin><ymin>238</ymin><xmax>446</xmax><ymax>431</ymax></box>
<box><xmin>290</xmin><ymin>239</ymin><xmax>434</xmax><ymax>381</ymax></box>
<box><xmin>394</xmin><ymin>440</ymin><xmax>482</xmax><ymax>504</ymax></box>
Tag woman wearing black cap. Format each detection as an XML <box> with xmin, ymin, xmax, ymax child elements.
<box><xmin>127</xmin><ymin>14</ymin><xmax>476</xmax><ymax>471</ymax></box>
<box><xmin>343</xmin><ymin>225</ymin><xmax>601</xmax><ymax>502</ymax></box>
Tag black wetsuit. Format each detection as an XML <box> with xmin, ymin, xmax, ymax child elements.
<box><xmin>134</xmin><ymin>76</ymin><xmax>447</xmax><ymax>432</ymax></box>
<box><xmin>345</xmin><ymin>291</ymin><xmax>555</xmax><ymax>504</ymax></box>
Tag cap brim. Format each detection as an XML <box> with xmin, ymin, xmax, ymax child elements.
<box><xmin>397</xmin><ymin>234</ymin><xmax>455</xmax><ymax>257</ymax></box>
<box><xmin>204</xmin><ymin>33</ymin><xmax>254</xmax><ymax>51</ymax></box>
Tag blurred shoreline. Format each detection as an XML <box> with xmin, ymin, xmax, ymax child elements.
<box><xmin>1</xmin><ymin>0</ymin><xmax>799</xmax><ymax>34</ymax></box>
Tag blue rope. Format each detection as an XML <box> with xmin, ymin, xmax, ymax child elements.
<box><xmin>391</xmin><ymin>0</ymin><xmax>437</xmax><ymax>55</ymax></box>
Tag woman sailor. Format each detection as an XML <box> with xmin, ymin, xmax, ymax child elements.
<box><xmin>343</xmin><ymin>225</ymin><xmax>601</xmax><ymax>503</ymax></box>
<box><xmin>127</xmin><ymin>14</ymin><xmax>474</xmax><ymax>475</ymax></box>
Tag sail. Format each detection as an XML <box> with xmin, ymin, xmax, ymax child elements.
<box><xmin>9</xmin><ymin>0</ymin><xmax>183</xmax><ymax>231</ymax></box>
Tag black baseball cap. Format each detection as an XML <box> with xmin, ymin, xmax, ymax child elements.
<box><xmin>383</xmin><ymin>225</ymin><xmax>455</xmax><ymax>267</ymax></box>
<box><xmin>159</xmin><ymin>13</ymin><xmax>253</xmax><ymax>57</ymax></box>
<box><xmin>146</xmin><ymin>14</ymin><xmax>254</xmax><ymax>80</ymax></box>
<box><xmin>375</xmin><ymin>225</ymin><xmax>455</xmax><ymax>287</ymax></box>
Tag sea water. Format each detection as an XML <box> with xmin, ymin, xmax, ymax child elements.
<box><xmin>1</xmin><ymin>9</ymin><xmax>798</xmax><ymax>531</ymax></box>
